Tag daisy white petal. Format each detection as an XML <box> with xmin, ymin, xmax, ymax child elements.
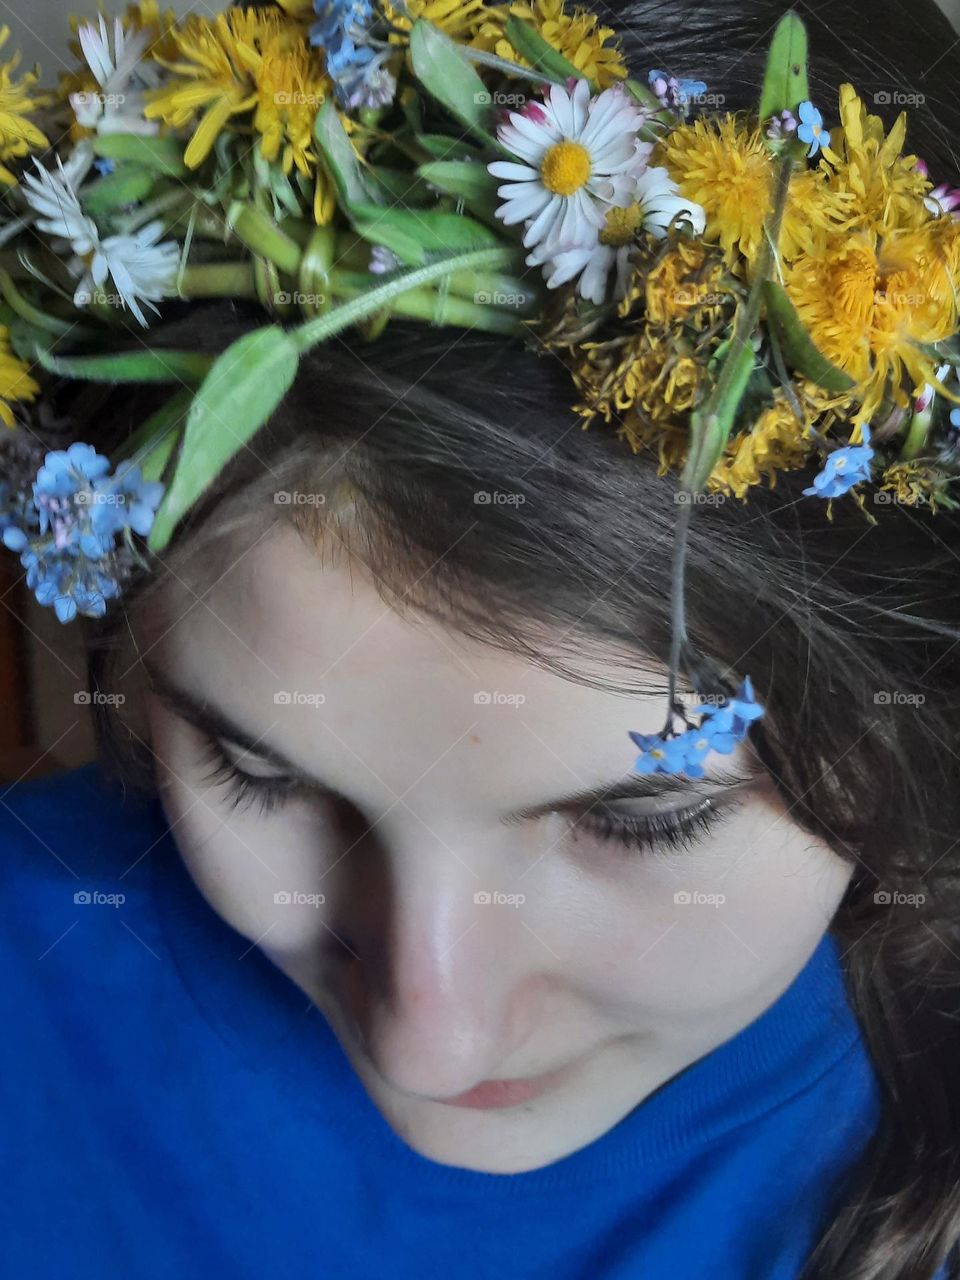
<box><xmin>489</xmin><ymin>77</ymin><xmax>650</xmax><ymax>271</ymax></box>
<box><xmin>488</xmin><ymin>161</ymin><xmax>540</xmax><ymax>182</ymax></box>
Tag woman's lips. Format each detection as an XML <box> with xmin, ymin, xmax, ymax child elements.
<box><xmin>437</xmin><ymin>1069</ymin><xmax>565</xmax><ymax>1110</ymax></box>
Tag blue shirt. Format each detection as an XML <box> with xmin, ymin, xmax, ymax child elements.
<box><xmin>0</xmin><ymin>763</ymin><xmax>894</xmax><ymax>1278</ymax></box>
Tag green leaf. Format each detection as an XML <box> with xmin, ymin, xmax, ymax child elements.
<box><xmin>91</xmin><ymin>133</ymin><xmax>188</xmax><ymax>177</ymax></box>
<box><xmin>758</xmin><ymin>12</ymin><xmax>809</xmax><ymax>122</ymax></box>
<box><xmin>408</xmin><ymin>20</ymin><xmax>496</xmax><ymax>145</ymax></box>
<box><xmin>34</xmin><ymin>346</ymin><xmax>214</xmax><ymax>384</ymax></box>
<box><xmin>503</xmin><ymin>14</ymin><xmax>591</xmax><ymax>87</ymax></box>
<box><xmin>148</xmin><ymin>327</ymin><xmax>301</xmax><ymax>551</ymax></box>
<box><xmin>114</xmin><ymin>386</ymin><xmax>193</xmax><ymax>475</ymax></box>
<box><xmin>416</xmin><ymin>160</ymin><xmax>499</xmax><ymax>222</ymax></box>
<box><xmin>763</xmin><ymin>281</ymin><xmax>855</xmax><ymax>393</ymax></box>
<box><xmin>684</xmin><ymin>340</ymin><xmax>758</xmax><ymax>490</ymax></box>
<box><xmin>80</xmin><ymin>165</ymin><xmax>158</xmax><ymax>220</ymax></box>
<box><xmin>313</xmin><ymin>99</ymin><xmax>382</xmax><ymax>210</ymax></box>
<box><xmin>349</xmin><ymin>202</ymin><xmax>501</xmax><ymax>266</ymax></box>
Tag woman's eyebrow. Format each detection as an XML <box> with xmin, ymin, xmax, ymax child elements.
<box><xmin>143</xmin><ymin>662</ymin><xmax>311</xmax><ymax>778</ymax></box>
<box><xmin>504</xmin><ymin>768</ymin><xmax>752</xmax><ymax>824</ymax></box>
<box><xmin>144</xmin><ymin>660</ymin><xmax>753</xmax><ymax>816</ymax></box>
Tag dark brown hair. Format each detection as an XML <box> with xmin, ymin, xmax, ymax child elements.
<box><xmin>79</xmin><ymin>1</ymin><xmax>960</xmax><ymax>1275</ymax></box>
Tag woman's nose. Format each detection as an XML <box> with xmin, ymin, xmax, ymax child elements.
<box><xmin>332</xmin><ymin>823</ymin><xmax>548</xmax><ymax>1099</ymax></box>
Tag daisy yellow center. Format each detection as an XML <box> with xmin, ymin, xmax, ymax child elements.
<box><xmin>540</xmin><ymin>140</ymin><xmax>592</xmax><ymax>196</ymax></box>
<box><xmin>600</xmin><ymin>202</ymin><xmax>642</xmax><ymax>246</ymax></box>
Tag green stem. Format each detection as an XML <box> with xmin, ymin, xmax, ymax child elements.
<box><xmin>460</xmin><ymin>46</ymin><xmax>558</xmax><ymax>85</ymax></box>
<box><xmin>178</xmin><ymin>263</ymin><xmax>259</xmax><ymax>299</ymax></box>
<box><xmin>666</xmin><ymin>151</ymin><xmax>795</xmax><ymax>724</ymax></box>
<box><xmin>0</xmin><ymin>268</ymin><xmax>81</xmax><ymax>336</ymax></box>
<box><xmin>291</xmin><ymin>247</ymin><xmax>520</xmax><ymax>353</ymax></box>
<box><xmin>225</xmin><ymin>202</ymin><xmax>303</xmax><ymax>275</ymax></box>
<box><xmin>326</xmin><ymin>276</ymin><xmax>525</xmax><ymax>333</ymax></box>
<box><xmin>900</xmin><ymin>406</ymin><xmax>932</xmax><ymax>461</ymax></box>
<box><xmin>682</xmin><ymin>152</ymin><xmax>794</xmax><ymax>491</ymax></box>
<box><xmin>329</xmin><ymin>266</ymin><xmax>539</xmax><ymax>312</ymax></box>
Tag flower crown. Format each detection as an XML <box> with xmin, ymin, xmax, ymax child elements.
<box><xmin>0</xmin><ymin>1</ymin><xmax>957</xmax><ymax>777</ymax></box>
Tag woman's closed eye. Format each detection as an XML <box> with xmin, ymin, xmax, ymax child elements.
<box><xmin>197</xmin><ymin>731</ymin><xmax>746</xmax><ymax>860</ymax></box>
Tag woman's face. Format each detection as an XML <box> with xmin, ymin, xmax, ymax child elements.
<box><xmin>144</xmin><ymin>524</ymin><xmax>853</xmax><ymax>1174</ymax></box>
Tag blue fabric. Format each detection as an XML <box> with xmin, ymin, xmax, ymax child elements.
<box><xmin>0</xmin><ymin>762</ymin><xmax>914</xmax><ymax>1279</ymax></box>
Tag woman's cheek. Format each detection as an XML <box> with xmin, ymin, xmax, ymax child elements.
<box><xmin>149</xmin><ymin>703</ymin><xmax>335</xmax><ymax>951</ymax></box>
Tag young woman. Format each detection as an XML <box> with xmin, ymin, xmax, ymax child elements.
<box><xmin>3</xmin><ymin>0</ymin><xmax>960</xmax><ymax>1277</ymax></box>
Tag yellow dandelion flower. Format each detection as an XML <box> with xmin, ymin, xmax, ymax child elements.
<box><xmin>468</xmin><ymin>0</ymin><xmax>627</xmax><ymax>89</ymax></box>
<box><xmin>248</xmin><ymin>28</ymin><xmax>332</xmax><ymax>179</ymax></box>
<box><xmin>143</xmin><ymin>9</ymin><xmax>285</xmax><ymax>168</ymax></box>
<box><xmin>618</xmin><ymin>406</ymin><xmax>689</xmax><ymax>473</ymax></box>
<box><xmin>384</xmin><ymin>0</ymin><xmax>495</xmax><ymax>44</ymax></box>
<box><xmin>0</xmin><ymin>325</ymin><xmax>39</xmax><ymax>427</ymax></box>
<box><xmin>783</xmin><ymin>224</ymin><xmax>960</xmax><ymax>421</ymax></box>
<box><xmin>0</xmin><ymin>26</ymin><xmax>49</xmax><ymax>187</ymax></box>
<box><xmin>655</xmin><ymin>116</ymin><xmax>774</xmax><ymax>266</ymax></box>
<box><xmin>635</xmin><ymin>237</ymin><xmax>732</xmax><ymax>327</ymax></box>
<box><xmin>573</xmin><ymin>327</ymin><xmax>705</xmax><ymax>432</ymax></box>
<box><xmin>121</xmin><ymin>1</ymin><xmax>181</xmax><ymax>63</ymax></box>
<box><xmin>709</xmin><ymin>396</ymin><xmax>813</xmax><ymax>498</ymax></box>
<box><xmin>879</xmin><ymin>462</ymin><xmax>949</xmax><ymax>511</ymax></box>
<box><xmin>821</xmin><ymin>84</ymin><xmax>931</xmax><ymax>235</ymax></box>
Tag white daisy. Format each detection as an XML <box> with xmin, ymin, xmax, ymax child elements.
<box><xmin>22</xmin><ymin>159</ymin><xmax>180</xmax><ymax>327</ymax></box>
<box><xmin>71</xmin><ymin>14</ymin><xmax>158</xmax><ymax>136</ymax></box>
<box><xmin>487</xmin><ymin>78</ymin><xmax>651</xmax><ymax>255</ymax></box>
<box><xmin>21</xmin><ymin>157</ymin><xmax>99</xmax><ymax>252</ymax></box>
<box><xmin>80</xmin><ymin>221</ymin><xmax>181</xmax><ymax>327</ymax></box>
<box><xmin>526</xmin><ymin>167</ymin><xmax>706</xmax><ymax>305</ymax></box>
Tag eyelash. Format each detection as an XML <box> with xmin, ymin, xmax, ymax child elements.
<box><xmin>570</xmin><ymin>799</ymin><xmax>739</xmax><ymax>858</ymax></box>
<box><xmin>198</xmin><ymin>735</ymin><xmax>740</xmax><ymax>856</ymax></box>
